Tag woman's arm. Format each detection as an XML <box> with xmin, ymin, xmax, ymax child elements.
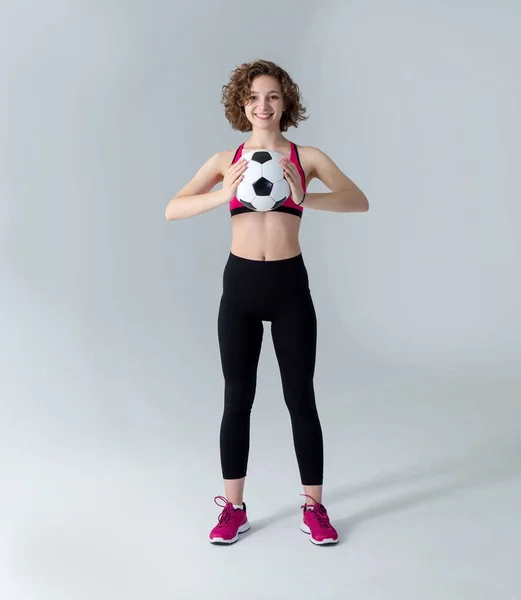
<box><xmin>303</xmin><ymin>147</ymin><xmax>369</xmax><ymax>213</ymax></box>
<box><xmin>165</xmin><ymin>152</ymin><xmax>231</xmax><ymax>220</ymax></box>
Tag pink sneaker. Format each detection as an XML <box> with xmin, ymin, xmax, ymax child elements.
<box><xmin>300</xmin><ymin>494</ymin><xmax>339</xmax><ymax>545</ymax></box>
<box><xmin>209</xmin><ymin>495</ymin><xmax>250</xmax><ymax>544</ymax></box>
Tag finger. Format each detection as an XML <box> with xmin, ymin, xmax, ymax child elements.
<box><xmin>228</xmin><ymin>166</ymin><xmax>245</xmax><ymax>182</ymax></box>
<box><xmin>282</xmin><ymin>166</ymin><xmax>296</xmax><ymax>182</ymax></box>
<box><xmin>233</xmin><ymin>158</ymin><xmax>246</xmax><ymax>169</ymax></box>
<box><xmin>286</xmin><ymin>163</ymin><xmax>298</xmax><ymax>177</ymax></box>
<box><xmin>233</xmin><ymin>160</ymin><xmax>246</xmax><ymax>173</ymax></box>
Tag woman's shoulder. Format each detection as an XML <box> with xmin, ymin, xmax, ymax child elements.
<box><xmin>203</xmin><ymin>147</ymin><xmax>241</xmax><ymax>175</ymax></box>
<box><xmin>292</xmin><ymin>144</ymin><xmax>324</xmax><ymax>174</ymax></box>
<box><xmin>293</xmin><ymin>144</ymin><xmax>322</xmax><ymax>158</ymax></box>
<box><xmin>220</xmin><ymin>145</ymin><xmax>244</xmax><ymax>161</ymax></box>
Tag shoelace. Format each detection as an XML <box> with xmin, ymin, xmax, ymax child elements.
<box><xmin>300</xmin><ymin>493</ymin><xmax>332</xmax><ymax>529</ymax></box>
<box><xmin>214</xmin><ymin>495</ymin><xmax>236</xmax><ymax>525</ymax></box>
<box><xmin>312</xmin><ymin>504</ymin><xmax>332</xmax><ymax>528</ymax></box>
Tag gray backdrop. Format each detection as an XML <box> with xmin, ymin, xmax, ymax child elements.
<box><xmin>2</xmin><ymin>0</ymin><xmax>520</xmax><ymax>599</ymax></box>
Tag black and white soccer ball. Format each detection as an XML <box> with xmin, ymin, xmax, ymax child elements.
<box><xmin>236</xmin><ymin>149</ymin><xmax>290</xmax><ymax>212</ymax></box>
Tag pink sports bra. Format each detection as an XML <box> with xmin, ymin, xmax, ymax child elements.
<box><xmin>229</xmin><ymin>141</ymin><xmax>306</xmax><ymax>218</ymax></box>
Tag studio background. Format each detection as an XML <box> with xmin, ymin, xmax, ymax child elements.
<box><xmin>1</xmin><ymin>0</ymin><xmax>520</xmax><ymax>598</ymax></box>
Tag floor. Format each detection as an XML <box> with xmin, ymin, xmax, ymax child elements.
<box><xmin>2</xmin><ymin>368</ymin><xmax>520</xmax><ymax>600</ymax></box>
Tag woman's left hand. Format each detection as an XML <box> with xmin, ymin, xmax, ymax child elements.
<box><xmin>281</xmin><ymin>157</ymin><xmax>304</xmax><ymax>205</ymax></box>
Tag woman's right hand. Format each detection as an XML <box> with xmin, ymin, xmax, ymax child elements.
<box><xmin>221</xmin><ymin>158</ymin><xmax>248</xmax><ymax>202</ymax></box>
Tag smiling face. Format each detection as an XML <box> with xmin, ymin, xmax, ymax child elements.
<box><xmin>243</xmin><ymin>75</ymin><xmax>285</xmax><ymax>130</ymax></box>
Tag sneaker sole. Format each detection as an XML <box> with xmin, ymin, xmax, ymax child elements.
<box><xmin>300</xmin><ymin>523</ymin><xmax>339</xmax><ymax>545</ymax></box>
<box><xmin>209</xmin><ymin>521</ymin><xmax>250</xmax><ymax>544</ymax></box>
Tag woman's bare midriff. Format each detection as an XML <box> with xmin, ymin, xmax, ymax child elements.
<box><xmin>230</xmin><ymin>211</ymin><xmax>302</xmax><ymax>261</ymax></box>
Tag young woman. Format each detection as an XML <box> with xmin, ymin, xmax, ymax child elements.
<box><xmin>165</xmin><ymin>59</ymin><xmax>369</xmax><ymax>545</ymax></box>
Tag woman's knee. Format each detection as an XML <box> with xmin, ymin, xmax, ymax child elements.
<box><xmin>223</xmin><ymin>378</ymin><xmax>256</xmax><ymax>412</ymax></box>
<box><xmin>282</xmin><ymin>381</ymin><xmax>318</xmax><ymax>417</ymax></box>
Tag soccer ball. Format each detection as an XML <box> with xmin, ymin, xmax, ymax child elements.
<box><xmin>236</xmin><ymin>149</ymin><xmax>290</xmax><ymax>212</ymax></box>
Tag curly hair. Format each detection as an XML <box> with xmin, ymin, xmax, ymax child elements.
<box><xmin>221</xmin><ymin>59</ymin><xmax>308</xmax><ymax>132</ymax></box>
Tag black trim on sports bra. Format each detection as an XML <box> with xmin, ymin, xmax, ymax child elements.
<box><xmin>230</xmin><ymin>204</ymin><xmax>303</xmax><ymax>218</ymax></box>
<box><xmin>293</xmin><ymin>143</ymin><xmax>304</xmax><ymax>173</ymax></box>
<box><xmin>230</xmin><ymin>144</ymin><xmax>242</xmax><ymax>165</ymax></box>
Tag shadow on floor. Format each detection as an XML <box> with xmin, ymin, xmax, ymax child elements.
<box><xmin>251</xmin><ymin>435</ymin><xmax>521</xmax><ymax>540</ymax></box>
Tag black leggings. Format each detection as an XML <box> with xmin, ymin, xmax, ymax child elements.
<box><xmin>217</xmin><ymin>252</ymin><xmax>323</xmax><ymax>486</ymax></box>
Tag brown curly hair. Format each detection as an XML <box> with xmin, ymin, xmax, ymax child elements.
<box><xmin>221</xmin><ymin>59</ymin><xmax>308</xmax><ymax>132</ymax></box>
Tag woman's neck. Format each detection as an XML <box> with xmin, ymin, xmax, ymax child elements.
<box><xmin>245</xmin><ymin>131</ymin><xmax>288</xmax><ymax>150</ymax></box>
